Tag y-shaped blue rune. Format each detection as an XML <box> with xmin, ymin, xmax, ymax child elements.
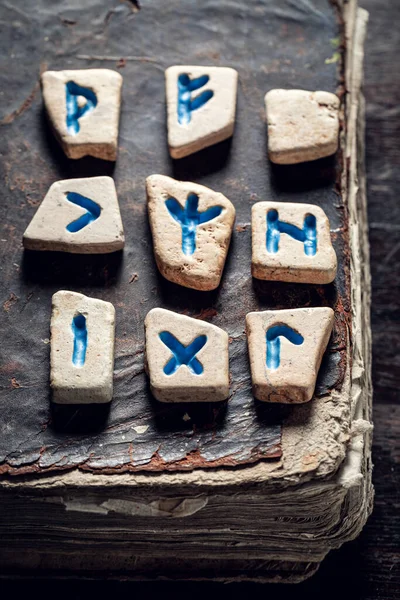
<box><xmin>266</xmin><ymin>325</ymin><xmax>304</xmax><ymax>371</ymax></box>
<box><xmin>177</xmin><ymin>73</ymin><xmax>214</xmax><ymax>125</ymax></box>
<box><xmin>159</xmin><ymin>331</ymin><xmax>207</xmax><ymax>376</ymax></box>
<box><xmin>165</xmin><ymin>193</ymin><xmax>223</xmax><ymax>255</ymax></box>
<box><xmin>65</xmin><ymin>192</ymin><xmax>101</xmax><ymax>233</ymax></box>
<box><xmin>266</xmin><ymin>209</ymin><xmax>317</xmax><ymax>256</ymax></box>
<box><xmin>65</xmin><ymin>81</ymin><xmax>98</xmax><ymax>135</ymax></box>
<box><xmin>72</xmin><ymin>314</ymin><xmax>88</xmax><ymax>367</ymax></box>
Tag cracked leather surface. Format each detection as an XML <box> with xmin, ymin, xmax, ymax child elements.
<box><xmin>0</xmin><ymin>0</ymin><xmax>347</xmax><ymax>475</ymax></box>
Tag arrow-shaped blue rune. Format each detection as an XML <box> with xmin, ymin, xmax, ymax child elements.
<box><xmin>177</xmin><ymin>74</ymin><xmax>214</xmax><ymax>125</ymax></box>
<box><xmin>165</xmin><ymin>192</ymin><xmax>223</xmax><ymax>256</ymax></box>
<box><xmin>159</xmin><ymin>331</ymin><xmax>207</xmax><ymax>376</ymax></box>
<box><xmin>71</xmin><ymin>313</ymin><xmax>88</xmax><ymax>367</ymax></box>
<box><xmin>266</xmin><ymin>325</ymin><xmax>304</xmax><ymax>370</ymax></box>
<box><xmin>65</xmin><ymin>192</ymin><xmax>101</xmax><ymax>233</ymax></box>
<box><xmin>65</xmin><ymin>81</ymin><xmax>98</xmax><ymax>135</ymax></box>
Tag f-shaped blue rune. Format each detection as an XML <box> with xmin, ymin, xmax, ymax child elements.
<box><xmin>165</xmin><ymin>193</ymin><xmax>223</xmax><ymax>255</ymax></box>
<box><xmin>65</xmin><ymin>192</ymin><xmax>101</xmax><ymax>233</ymax></box>
<box><xmin>266</xmin><ymin>325</ymin><xmax>304</xmax><ymax>371</ymax></box>
<box><xmin>65</xmin><ymin>81</ymin><xmax>98</xmax><ymax>135</ymax></box>
<box><xmin>72</xmin><ymin>314</ymin><xmax>88</xmax><ymax>367</ymax></box>
<box><xmin>177</xmin><ymin>73</ymin><xmax>214</xmax><ymax>125</ymax></box>
<box><xmin>159</xmin><ymin>331</ymin><xmax>207</xmax><ymax>376</ymax></box>
<box><xmin>266</xmin><ymin>209</ymin><xmax>317</xmax><ymax>256</ymax></box>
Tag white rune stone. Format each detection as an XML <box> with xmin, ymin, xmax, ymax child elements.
<box><xmin>23</xmin><ymin>176</ymin><xmax>124</xmax><ymax>254</ymax></box>
<box><xmin>41</xmin><ymin>69</ymin><xmax>123</xmax><ymax>161</ymax></box>
<box><xmin>145</xmin><ymin>308</ymin><xmax>230</xmax><ymax>403</ymax></box>
<box><xmin>166</xmin><ymin>65</ymin><xmax>238</xmax><ymax>159</ymax></box>
<box><xmin>50</xmin><ymin>291</ymin><xmax>116</xmax><ymax>404</ymax></box>
<box><xmin>246</xmin><ymin>307</ymin><xmax>335</xmax><ymax>403</ymax></box>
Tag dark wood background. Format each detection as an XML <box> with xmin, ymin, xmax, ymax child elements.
<box><xmin>1</xmin><ymin>0</ymin><xmax>399</xmax><ymax>598</ymax></box>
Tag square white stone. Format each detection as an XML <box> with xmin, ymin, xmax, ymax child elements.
<box><xmin>23</xmin><ymin>176</ymin><xmax>124</xmax><ymax>254</ymax></box>
<box><xmin>265</xmin><ymin>89</ymin><xmax>340</xmax><ymax>164</ymax></box>
<box><xmin>251</xmin><ymin>201</ymin><xmax>337</xmax><ymax>284</ymax></box>
<box><xmin>145</xmin><ymin>308</ymin><xmax>230</xmax><ymax>403</ymax></box>
<box><xmin>41</xmin><ymin>69</ymin><xmax>123</xmax><ymax>161</ymax></box>
<box><xmin>50</xmin><ymin>291</ymin><xmax>116</xmax><ymax>404</ymax></box>
<box><xmin>146</xmin><ymin>174</ymin><xmax>235</xmax><ymax>291</ymax></box>
<box><xmin>166</xmin><ymin>65</ymin><xmax>238</xmax><ymax>159</ymax></box>
<box><xmin>246</xmin><ymin>308</ymin><xmax>334</xmax><ymax>403</ymax></box>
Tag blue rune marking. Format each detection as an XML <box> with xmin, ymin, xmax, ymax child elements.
<box><xmin>65</xmin><ymin>192</ymin><xmax>101</xmax><ymax>233</ymax></box>
<box><xmin>177</xmin><ymin>73</ymin><xmax>214</xmax><ymax>125</ymax></box>
<box><xmin>65</xmin><ymin>81</ymin><xmax>98</xmax><ymax>135</ymax></box>
<box><xmin>266</xmin><ymin>325</ymin><xmax>304</xmax><ymax>371</ymax></box>
<box><xmin>72</xmin><ymin>314</ymin><xmax>88</xmax><ymax>368</ymax></box>
<box><xmin>159</xmin><ymin>331</ymin><xmax>207</xmax><ymax>376</ymax></box>
<box><xmin>165</xmin><ymin>193</ymin><xmax>223</xmax><ymax>256</ymax></box>
<box><xmin>266</xmin><ymin>209</ymin><xmax>317</xmax><ymax>256</ymax></box>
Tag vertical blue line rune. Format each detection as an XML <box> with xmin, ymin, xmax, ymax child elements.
<box><xmin>266</xmin><ymin>209</ymin><xmax>317</xmax><ymax>256</ymax></box>
<box><xmin>72</xmin><ymin>314</ymin><xmax>88</xmax><ymax>368</ymax></box>
<box><xmin>65</xmin><ymin>81</ymin><xmax>98</xmax><ymax>135</ymax></box>
<box><xmin>177</xmin><ymin>74</ymin><xmax>214</xmax><ymax>125</ymax></box>
<box><xmin>266</xmin><ymin>325</ymin><xmax>304</xmax><ymax>371</ymax></box>
<box><xmin>65</xmin><ymin>192</ymin><xmax>101</xmax><ymax>233</ymax></box>
<box><xmin>159</xmin><ymin>331</ymin><xmax>207</xmax><ymax>376</ymax></box>
<box><xmin>165</xmin><ymin>193</ymin><xmax>223</xmax><ymax>255</ymax></box>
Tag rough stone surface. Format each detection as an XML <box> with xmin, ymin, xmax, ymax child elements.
<box><xmin>51</xmin><ymin>291</ymin><xmax>116</xmax><ymax>404</ymax></box>
<box><xmin>246</xmin><ymin>307</ymin><xmax>335</xmax><ymax>403</ymax></box>
<box><xmin>166</xmin><ymin>66</ymin><xmax>238</xmax><ymax>159</ymax></box>
<box><xmin>265</xmin><ymin>89</ymin><xmax>340</xmax><ymax>164</ymax></box>
<box><xmin>147</xmin><ymin>174</ymin><xmax>235</xmax><ymax>290</ymax></box>
<box><xmin>41</xmin><ymin>69</ymin><xmax>123</xmax><ymax>161</ymax></box>
<box><xmin>251</xmin><ymin>201</ymin><xmax>337</xmax><ymax>284</ymax></box>
<box><xmin>145</xmin><ymin>308</ymin><xmax>229</xmax><ymax>403</ymax></box>
<box><xmin>23</xmin><ymin>176</ymin><xmax>124</xmax><ymax>254</ymax></box>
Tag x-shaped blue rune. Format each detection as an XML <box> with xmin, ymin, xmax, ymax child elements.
<box><xmin>177</xmin><ymin>73</ymin><xmax>214</xmax><ymax>125</ymax></box>
<box><xmin>266</xmin><ymin>325</ymin><xmax>304</xmax><ymax>371</ymax></box>
<box><xmin>266</xmin><ymin>209</ymin><xmax>317</xmax><ymax>256</ymax></box>
<box><xmin>165</xmin><ymin>193</ymin><xmax>223</xmax><ymax>256</ymax></box>
<box><xmin>66</xmin><ymin>81</ymin><xmax>98</xmax><ymax>135</ymax></box>
<box><xmin>159</xmin><ymin>331</ymin><xmax>207</xmax><ymax>376</ymax></box>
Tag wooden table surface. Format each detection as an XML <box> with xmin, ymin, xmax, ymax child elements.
<box><xmin>1</xmin><ymin>0</ymin><xmax>398</xmax><ymax>598</ymax></box>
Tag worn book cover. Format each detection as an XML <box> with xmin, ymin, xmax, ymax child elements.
<box><xmin>0</xmin><ymin>0</ymin><xmax>372</xmax><ymax>582</ymax></box>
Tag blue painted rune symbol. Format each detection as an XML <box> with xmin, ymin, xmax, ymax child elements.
<box><xmin>65</xmin><ymin>81</ymin><xmax>98</xmax><ymax>135</ymax></box>
<box><xmin>72</xmin><ymin>313</ymin><xmax>88</xmax><ymax>367</ymax></box>
<box><xmin>177</xmin><ymin>73</ymin><xmax>214</xmax><ymax>125</ymax></box>
<box><xmin>65</xmin><ymin>192</ymin><xmax>101</xmax><ymax>233</ymax></box>
<box><xmin>266</xmin><ymin>325</ymin><xmax>304</xmax><ymax>370</ymax></box>
<box><xmin>165</xmin><ymin>193</ymin><xmax>223</xmax><ymax>256</ymax></box>
<box><xmin>266</xmin><ymin>209</ymin><xmax>317</xmax><ymax>256</ymax></box>
<box><xmin>159</xmin><ymin>331</ymin><xmax>207</xmax><ymax>376</ymax></box>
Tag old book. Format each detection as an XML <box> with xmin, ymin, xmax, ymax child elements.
<box><xmin>0</xmin><ymin>0</ymin><xmax>371</xmax><ymax>582</ymax></box>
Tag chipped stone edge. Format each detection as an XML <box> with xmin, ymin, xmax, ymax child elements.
<box><xmin>41</xmin><ymin>70</ymin><xmax>123</xmax><ymax>162</ymax></box>
<box><xmin>0</xmin><ymin>3</ymin><xmax>371</xmax><ymax>513</ymax></box>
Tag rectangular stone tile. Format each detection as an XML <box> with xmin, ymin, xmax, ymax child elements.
<box><xmin>145</xmin><ymin>308</ymin><xmax>229</xmax><ymax>403</ymax></box>
<box><xmin>246</xmin><ymin>307</ymin><xmax>334</xmax><ymax>403</ymax></box>
<box><xmin>265</xmin><ymin>89</ymin><xmax>340</xmax><ymax>164</ymax></box>
<box><xmin>166</xmin><ymin>65</ymin><xmax>238</xmax><ymax>158</ymax></box>
<box><xmin>251</xmin><ymin>200</ymin><xmax>337</xmax><ymax>284</ymax></box>
<box><xmin>41</xmin><ymin>69</ymin><xmax>123</xmax><ymax>161</ymax></box>
<box><xmin>50</xmin><ymin>291</ymin><xmax>116</xmax><ymax>404</ymax></box>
